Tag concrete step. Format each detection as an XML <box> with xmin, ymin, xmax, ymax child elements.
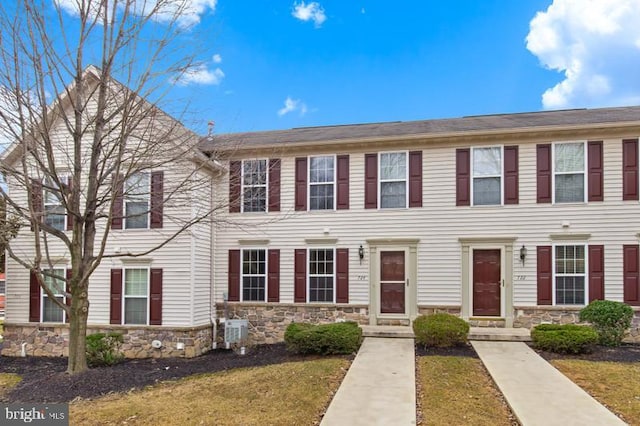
<box><xmin>360</xmin><ymin>325</ymin><xmax>415</xmax><ymax>338</ymax></box>
<box><xmin>468</xmin><ymin>327</ymin><xmax>532</xmax><ymax>342</ymax></box>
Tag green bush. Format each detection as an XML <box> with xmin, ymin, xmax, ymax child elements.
<box><xmin>284</xmin><ymin>321</ymin><xmax>363</xmax><ymax>355</ymax></box>
<box><xmin>86</xmin><ymin>332</ymin><xmax>124</xmax><ymax>367</ymax></box>
<box><xmin>531</xmin><ymin>324</ymin><xmax>598</xmax><ymax>354</ymax></box>
<box><xmin>412</xmin><ymin>313</ymin><xmax>470</xmax><ymax>347</ymax></box>
<box><xmin>579</xmin><ymin>300</ymin><xmax>634</xmax><ymax>347</ymax></box>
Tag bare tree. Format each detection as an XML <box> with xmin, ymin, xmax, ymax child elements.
<box><xmin>0</xmin><ymin>0</ymin><xmax>222</xmax><ymax>374</ymax></box>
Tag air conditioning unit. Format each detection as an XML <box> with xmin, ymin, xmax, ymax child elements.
<box><xmin>224</xmin><ymin>319</ymin><xmax>248</xmax><ymax>346</ymax></box>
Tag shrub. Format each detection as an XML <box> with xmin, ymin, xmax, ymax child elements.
<box><xmin>284</xmin><ymin>321</ymin><xmax>363</xmax><ymax>355</ymax></box>
<box><xmin>531</xmin><ymin>324</ymin><xmax>598</xmax><ymax>354</ymax></box>
<box><xmin>86</xmin><ymin>332</ymin><xmax>124</xmax><ymax>367</ymax></box>
<box><xmin>579</xmin><ymin>300</ymin><xmax>634</xmax><ymax>347</ymax></box>
<box><xmin>412</xmin><ymin>313</ymin><xmax>469</xmax><ymax>347</ymax></box>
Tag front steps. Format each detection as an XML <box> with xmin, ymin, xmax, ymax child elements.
<box><xmin>361</xmin><ymin>325</ymin><xmax>414</xmax><ymax>338</ymax></box>
<box><xmin>360</xmin><ymin>325</ymin><xmax>532</xmax><ymax>342</ymax></box>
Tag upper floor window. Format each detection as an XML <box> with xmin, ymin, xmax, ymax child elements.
<box><xmin>242</xmin><ymin>159</ymin><xmax>267</xmax><ymax>212</ymax></box>
<box><xmin>555</xmin><ymin>245</ymin><xmax>586</xmax><ymax>305</ymax></box>
<box><xmin>379</xmin><ymin>152</ymin><xmax>407</xmax><ymax>208</ymax></box>
<box><xmin>242</xmin><ymin>249</ymin><xmax>266</xmax><ymax>301</ymax></box>
<box><xmin>125</xmin><ymin>173</ymin><xmax>150</xmax><ymax>229</ymax></box>
<box><xmin>554</xmin><ymin>142</ymin><xmax>585</xmax><ymax>203</ymax></box>
<box><xmin>124</xmin><ymin>268</ymin><xmax>148</xmax><ymax>325</ymax></box>
<box><xmin>42</xmin><ymin>268</ymin><xmax>66</xmax><ymax>322</ymax></box>
<box><xmin>309</xmin><ymin>156</ymin><xmax>335</xmax><ymax>210</ymax></box>
<box><xmin>43</xmin><ymin>178</ymin><xmax>65</xmax><ymax>230</ymax></box>
<box><xmin>472</xmin><ymin>147</ymin><xmax>502</xmax><ymax>205</ymax></box>
<box><xmin>308</xmin><ymin>248</ymin><xmax>334</xmax><ymax>303</ymax></box>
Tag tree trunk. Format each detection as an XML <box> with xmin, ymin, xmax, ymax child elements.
<box><xmin>67</xmin><ymin>285</ymin><xmax>89</xmax><ymax>374</ymax></box>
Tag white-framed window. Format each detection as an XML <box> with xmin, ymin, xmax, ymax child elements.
<box><xmin>554</xmin><ymin>142</ymin><xmax>586</xmax><ymax>203</ymax></box>
<box><xmin>309</xmin><ymin>155</ymin><xmax>335</xmax><ymax>210</ymax></box>
<box><xmin>472</xmin><ymin>146</ymin><xmax>502</xmax><ymax>206</ymax></box>
<box><xmin>125</xmin><ymin>173</ymin><xmax>150</xmax><ymax>229</ymax></box>
<box><xmin>241</xmin><ymin>249</ymin><xmax>266</xmax><ymax>301</ymax></box>
<box><xmin>43</xmin><ymin>178</ymin><xmax>65</xmax><ymax>231</ymax></box>
<box><xmin>42</xmin><ymin>268</ymin><xmax>66</xmax><ymax>323</ymax></box>
<box><xmin>379</xmin><ymin>152</ymin><xmax>407</xmax><ymax>209</ymax></box>
<box><xmin>308</xmin><ymin>248</ymin><xmax>335</xmax><ymax>303</ymax></box>
<box><xmin>554</xmin><ymin>245</ymin><xmax>587</xmax><ymax>305</ymax></box>
<box><xmin>123</xmin><ymin>268</ymin><xmax>149</xmax><ymax>325</ymax></box>
<box><xmin>242</xmin><ymin>159</ymin><xmax>267</xmax><ymax>212</ymax></box>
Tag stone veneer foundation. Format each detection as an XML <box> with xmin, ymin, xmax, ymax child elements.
<box><xmin>218</xmin><ymin>303</ymin><xmax>369</xmax><ymax>344</ymax></box>
<box><xmin>1</xmin><ymin>323</ymin><xmax>213</xmax><ymax>358</ymax></box>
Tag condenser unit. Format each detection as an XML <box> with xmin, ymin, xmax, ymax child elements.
<box><xmin>224</xmin><ymin>319</ymin><xmax>248</xmax><ymax>345</ymax></box>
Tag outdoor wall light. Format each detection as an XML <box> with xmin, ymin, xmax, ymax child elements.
<box><xmin>358</xmin><ymin>245</ymin><xmax>365</xmax><ymax>264</ymax></box>
<box><xmin>520</xmin><ymin>245</ymin><xmax>527</xmax><ymax>267</ymax></box>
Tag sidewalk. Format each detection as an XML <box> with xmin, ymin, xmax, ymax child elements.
<box><xmin>472</xmin><ymin>341</ymin><xmax>625</xmax><ymax>426</ymax></box>
<box><xmin>320</xmin><ymin>337</ymin><xmax>416</xmax><ymax>426</ymax></box>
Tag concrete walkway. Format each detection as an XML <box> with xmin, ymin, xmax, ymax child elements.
<box><xmin>472</xmin><ymin>341</ymin><xmax>626</xmax><ymax>426</ymax></box>
<box><xmin>320</xmin><ymin>337</ymin><xmax>416</xmax><ymax>425</ymax></box>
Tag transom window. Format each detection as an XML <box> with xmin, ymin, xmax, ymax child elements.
<box><xmin>125</xmin><ymin>173</ymin><xmax>150</xmax><ymax>229</ymax></box>
<box><xmin>309</xmin><ymin>156</ymin><xmax>335</xmax><ymax>210</ymax></box>
<box><xmin>43</xmin><ymin>178</ymin><xmax>65</xmax><ymax>231</ymax></box>
<box><xmin>124</xmin><ymin>268</ymin><xmax>148</xmax><ymax>325</ymax></box>
<box><xmin>242</xmin><ymin>160</ymin><xmax>267</xmax><ymax>212</ymax></box>
<box><xmin>309</xmin><ymin>248</ymin><xmax>334</xmax><ymax>303</ymax></box>
<box><xmin>379</xmin><ymin>152</ymin><xmax>407</xmax><ymax>209</ymax></box>
<box><xmin>554</xmin><ymin>142</ymin><xmax>585</xmax><ymax>203</ymax></box>
<box><xmin>242</xmin><ymin>249</ymin><xmax>266</xmax><ymax>301</ymax></box>
<box><xmin>472</xmin><ymin>147</ymin><xmax>502</xmax><ymax>205</ymax></box>
<box><xmin>555</xmin><ymin>245</ymin><xmax>586</xmax><ymax>305</ymax></box>
<box><xmin>42</xmin><ymin>268</ymin><xmax>65</xmax><ymax>322</ymax></box>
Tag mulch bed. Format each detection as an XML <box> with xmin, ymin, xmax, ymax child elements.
<box><xmin>415</xmin><ymin>343</ymin><xmax>478</xmax><ymax>358</ymax></box>
<box><xmin>532</xmin><ymin>342</ymin><xmax>640</xmax><ymax>363</ymax></box>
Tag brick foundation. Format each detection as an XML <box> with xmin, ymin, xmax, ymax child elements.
<box><xmin>1</xmin><ymin>323</ymin><xmax>213</xmax><ymax>358</ymax></box>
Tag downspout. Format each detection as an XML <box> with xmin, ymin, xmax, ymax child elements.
<box><xmin>209</xmin><ymin>174</ymin><xmax>217</xmax><ymax>349</ymax></box>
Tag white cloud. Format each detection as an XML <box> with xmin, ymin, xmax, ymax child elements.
<box><xmin>173</xmin><ymin>64</ymin><xmax>224</xmax><ymax>86</ymax></box>
<box><xmin>212</xmin><ymin>54</ymin><xmax>222</xmax><ymax>63</ymax></box>
<box><xmin>526</xmin><ymin>0</ymin><xmax>640</xmax><ymax>109</ymax></box>
<box><xmin>277</xmin><ymin>96</ymin><xmax>308</xmax><ymax>117</ymax></box>
<box><xmin>292</xmin><ymin>2</ymin><xmax>326</xmax><ymax>28</ymax></box>
<box><xmin>55</xmin><ymin>0</ymin><xmax>217</xmax><ymax>29</ymax></box>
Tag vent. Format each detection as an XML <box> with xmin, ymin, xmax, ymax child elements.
<box><xmin>224</xmin><ymin>319</ymin><xmax>248</xmax><ymax>345</ymax></box>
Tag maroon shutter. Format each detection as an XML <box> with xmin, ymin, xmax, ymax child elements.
<box><xmin>65</xmin><ymin>269</ymin><xmax>72</xmax><ymax>322</ymax></box>
<box><xmin>66</xmin><ymin>176</ymin><xmax>74</xmax><ymax>231</ymax></box>
<box><xmin>588</xmin><ymin>245</ymin><xmax>604</xmax><ymax>302</ymax></box>
<box><xmin>336</xmin><ymin>155</ymin><xmax>350</xmax><ymax>210</ymax></box>
<box><xmin>537</xmin><ymin>246</ymin><xmax>553</xmax><ymax>305</ymax></box>
<box><xmin>228</xmin><ymin>250</ymin><xmax>240</xmax><ymax>302</ymax></box>
<box><xmin>504</xmin><ymin>145</ymin><xmax>519</xmax><ymax>205</ymax></box>
<box><xmin>150</xmin><ymin>171</ymin><xmax>164</xmax><ymax>228</ymax></box>
<box><xmin>624</xmin><ymin>244</ymin><xmax>640</xmax><ymax>305</ymax></box>
<box><xmin>364</xmin><ymin>153</ymin><xmax>378</xmax><ymax>209</ymax></box>
<box><xmin>537</xmin><ymin>144</ymin><xmax>552</xmax><ymax>203</ymax></box>
<box><xmin>149</xmin><ymin>268</ymin><xmax>163</xmax><ymax>325</ymax></box>
<box><xmin>456</xmin><ymin>149</ymin><xmax>470</xmax><ymax>206</ymax></box>
<box><xmin>229</xmin><ymin>161</ymin><xmax>241</xmax><ymax>213</ymax></box>
<box><xmin>267</xmin><ymin>249</ymin><xmax>280</xmax><ymax>302</ymax></box>
<box><xmin>336</xmin><ymin>248</ymin><xmax>349</xmax><ymax>303</ymax></box>
<box><xmin>623</xmin><ymin>138</ymin><xmax>639</xmax><ymax>201</ymax></box>
<box><xmin>295</xmin><ymin>158</ymin><xmax>307</xmax><ymax>211</ymax></box>
<box><xmin>587</xmin><ymin>141</ymin><xmax>603</xmax><ymax>202</ymax></box>
<box><xmin>111</xmin><ymin>175</ymin><xmax>123</xmax><ymax>229</ymax></box>
<box><xmin>268</xmin><ymin>159</ymin><xmax>281</xmax><ymax>212</ymax></box>
<box><xmin>409</xmin><ymin>151</ymin><xmax>423</xmax><ymax>208</ymax></box>
<box><xmin>29</xmin><ymin>271</ymin><xmax>40</xmax><ymax>322</ymax></box>
<box><xmin>31</xmin><ymin>179</ymin><xmax>43</xmax><ymax>230</ymax></box>
<box><xmin>294</xmin><ymin>249</ymin><xmax>307</xmax><ymax>302</ymax></box>
<box><xmin>110</xmin><ymin>269</ymin><xmax>123</xmax><ymax>324</ymax></box>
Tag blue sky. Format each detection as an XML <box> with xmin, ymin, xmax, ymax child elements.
<box><xmin>56</xmin><ymin>0</ymin><xmax>640</xmax><ymax>135</ymax></box>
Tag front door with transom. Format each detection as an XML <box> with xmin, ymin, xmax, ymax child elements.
<box><xmin>472</xmin><ymin>249</ymin><xmax>501</xmax><ymax>316</ymax></box>
<box><xmin>380</xmin><ymin>250</ymin><xmax>406</xmax><ymax>314</ymax></box>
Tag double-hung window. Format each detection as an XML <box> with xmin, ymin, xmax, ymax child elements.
<box><xmin>308</xmin><ymin>248</ymin><xmax>334</xmax><ymax>303</ymax></box>
<box><xmin>125</xmin><ymin>173</ymin><xmax>150</xmax><ymax>229</ymax></box>
<box><xmin>554</xmin><ymin>245</ymin><xmax>586</xmax><ymax>305</ymax></box>
<box><xmin>124</xmin><ymin>268</ymin><xmax>148</xmax><ymax>324</ymax></box>
<box><xmin>242</xmin><ymin>160</ymin><xmax>267</xmax><ymax>212</ymax></box>
<box><xmin>242</xmin><ymin>249</ymin><xmax>266</xmax><ymax>301</ymax></box>
<box><xmin>472</xmin><ymin>147</ymin><xmax>502</xmax><ymax>205</ymax></box>
<box><xmin>43</xmin><ymin>178</ymin><xmax>65</xmax><ymax>230</ymax></box>
<box><xmin>379</xmin><ymin>152</ymin><xmax>407</xmax><ymax>208</ymax></box>
<box><xmin>42</xmin><ymin>268</ymin><xmax>66</xmax><ymax>322</ymax></box>
<box><xmin>554</xmin><ymin>142</ymin><xmax>585</xmax><ymax>203</ymax></box>
<box><xmin>309</xmin><ymin>156</ymin><xmax>335</xmax><ymax>210</ymax></box>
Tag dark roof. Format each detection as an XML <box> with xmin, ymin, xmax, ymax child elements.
<box><xmin>199</xmin><ymin>105</ymin><xmax>640</xmax><ymax>152</ymax></box>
